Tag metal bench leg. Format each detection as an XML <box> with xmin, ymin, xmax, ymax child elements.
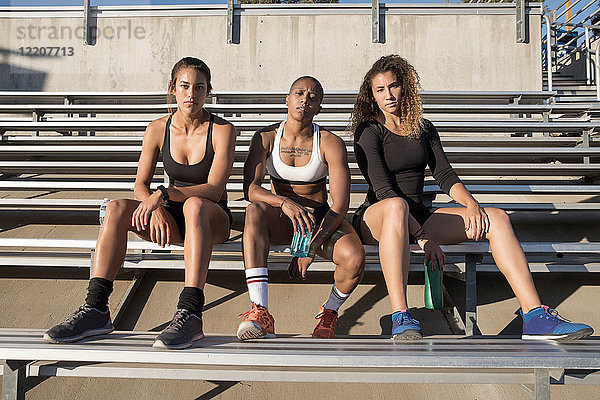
<box><xmin>534</xmin><ymin>368</ymin><xmax>551</xmax><ymax>400</ymax></box>
<box><xmin>2</xmin><ymin>360</ymin><xmax>28</xmax><ymax>400</ymax></box>
<box><xmin>465</xmin><ymin>253</ymin><xmax>481</xmax><ymax>336</ymax></box>
<box><xmin>112</xmin><ymin>270</ymin><xmax>145</xmax><ymax>327</ymax></box>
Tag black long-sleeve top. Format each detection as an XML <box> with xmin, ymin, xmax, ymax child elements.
<box><xmin>354</xmin><ymin>119</ymin><xmax>461</xmax><ymax>218</ymax></box>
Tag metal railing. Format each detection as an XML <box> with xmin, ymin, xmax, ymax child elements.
<box><xmin>543</xmin><ymin>0</ymin><xmax>600</xmax><ymax>98</ymax></box>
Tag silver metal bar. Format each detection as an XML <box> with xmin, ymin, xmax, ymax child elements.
<box><xmin>586</xmin><ymin>27</ymin><xmax>592</xmax><ymax>84</ymax></box>
<box><xmin>543</xmin><ymin>15</ymin><xmax>553</xmax><ymax>91</ymax></box>
<box><xmin>112</xmin><ymin>270</ymin><xmax>145</xmax><ymax>327</ymax></box>
<box><xmin>516</xmin><ymin>0</ymin><xmax>526</xmax><ymax>43</ymax></box>
<box><xmin>556</xmin><ymin>0</ymin><xmax>581</xmax><ymax>21</ymax></box>
<box><xmin>597</xmin><ymin>40</ymin><xmax>600</xmax><ymax>100</ymax></box>
<box><xmin>554</xmin><ymin>0</ymin><xmax>571</xmax><ymax>12</ymax></box>
<box><xmin>371</xmin><ymin>0</ymin><xmax>379</xmax><ymax>43</ymax></box>
<box><xmin>2</xmin><ymin>360</ymin><xmax>28</xmax><ymax>400</ymax></box>
<box><xmin>226</xmin><ymin>0</ymin><xmax>233</xmax><ymax>44</ymax></box>
<box><xmin>562</xmin><ymin>0</ymin><xmax>596</xmax><ymax>26</ymax></box>
<box><xmin>551</xmin><ymin>21</ymin><xmax>600</xmax><ymax>29</ymax></box>
<box><xmin>534</xmin><ymin>368</ymin><xmax>551</xmax><ymax>400</ymax></box>
<box><xmin>556</xmin><ymin>29</ymin><xmax>584</xmax><ymax>47</ymax></box>
<box><xmin>464</xmin><ymin>254</ymin><xmax>481</xmax><ymax>336</ymax></box>
<box><xmin>83</xmin><ymin>0</ymin><xmax>90</xmax><ymax>45</ymax></box>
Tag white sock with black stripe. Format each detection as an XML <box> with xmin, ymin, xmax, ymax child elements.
<box><xmin>323</xmin><ymin>285</ymin><xmax>350</xmax><ymax>312</ymax></box>
<box><xmin>245</xmin><ymin>267</ymin><xmax>269</xmax><ymax>309</ymax></box>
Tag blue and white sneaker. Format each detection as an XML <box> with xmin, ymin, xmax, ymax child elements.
<box><xmin>391</xmin><ymin>310</ymin><xmax>423</xmax><ymax>341</ymax></box>
<box><xmin>521</xmin><ymin>305</ymin><xmax>593</xmax><ymax>341</ymax></box>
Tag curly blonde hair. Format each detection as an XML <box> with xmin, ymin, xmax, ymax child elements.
<box><xmin>351</xmin><ymin>55</ymin><xmax>424</xmax><ymax>138</ymax></box>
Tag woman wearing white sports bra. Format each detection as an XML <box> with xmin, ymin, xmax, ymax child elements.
<box><xmin>237</xmin><ymin>76</ymin><xmax>365</xmax><ymax>340</ymax></box>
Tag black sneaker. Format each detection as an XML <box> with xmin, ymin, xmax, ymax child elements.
<box><xmin>43</xmin><ymin>304</ymin><xmax>114</xmax><ymax>343</ymax></box>
<box><xmin>152</xmin><ymin>309</ymin><xmax>204</xmax><ymax>350</ymax></box>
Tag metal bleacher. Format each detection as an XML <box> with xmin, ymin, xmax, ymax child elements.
<box><xmin>1</xmin><ymin>89</ymin><xmax>600</xmax><ymax>400</ymax></box>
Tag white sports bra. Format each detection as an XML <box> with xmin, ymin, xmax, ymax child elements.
<box><xmin>266</xmin><ymin>120</ymin><xmax>328</xmax><ymax>185</ymax></box>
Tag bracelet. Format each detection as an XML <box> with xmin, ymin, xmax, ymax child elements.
<box><xmin>279</xmin><ymin>198</ymin><xmax>288</xmax><ymax>217</ymax></box>
<box><xmin>414</xmin><ymin>229</ymin><xmax>427</xmax><ymax>241</ymax></box>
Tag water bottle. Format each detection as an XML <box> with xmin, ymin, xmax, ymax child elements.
<box><xmin>290</xmin><ymin>224</ymin><xmax>312</xmax><ymax>258</ymax></box>
<box><xmin>99</xmin><ymin>198</ymin><xmax>110</xmax><ymax>228</ymax></box>
<box><xmin>424</xmin><ymin>260</ymin><xmax>443</xmax><ymax>309</ymax></box>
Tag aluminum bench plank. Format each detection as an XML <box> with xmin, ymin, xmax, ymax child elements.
<box><xmin>1</xmin><ymin>199</ymin><xmax>599</xmax><ymax>212</ymax></box>
<box><xmin>1</xmin><ymin>238</ymin><xmax>599</xmax><ymax>255</ymax></box>
<box><xmin>26</xmin><ymin>362</ymin><xmax>548</xmax><ymax>384</ymax></box>
<box><xmin>0</xmin><ymin>181</ymin><xmax>597</xmax><ymax>194</ymax></box>
<box><xmin>2</xmin><ymin>135</ymin><xmax>586</xmax><ymax>147</ymax></box>
<box><xmin>1</xmin><ymin>330</ymin><xmax>599</xmax><ymax>369</ymax></box>
<box><xmin>2</xmin><ymin>162</ymin><xmax>599</xmax><ymax>176</ymax></box>
<box><xmin>1</xmin><ymin>103</ymin><xmax>597</xmax><ymax>115</ymax></box>
<box><xmin>1</xmin><ymin>120</ymin><xmax>597</xmax><ymax>133</ymax></box>
<box><xmin>2</xmin><ymin>146</ymin><xmax>599</xmax><ymax>156</ymax></box>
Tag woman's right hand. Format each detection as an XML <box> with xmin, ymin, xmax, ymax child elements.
<box><xmin>417</xmin><ymin>234</ymin><xmax>446</xmax><ymax>270</ymax></box>
<box><xmin>148</xmin><ymin>206</ymin><xmax>173</xmax><ymax>247</ymax></box>
<box><xmin>280</xmin><ymin>198</ymin><xmax>316</xmax><ymax>236</ymax></box>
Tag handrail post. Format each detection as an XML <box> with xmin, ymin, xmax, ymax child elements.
<box><xmin>227</xmin><ymin>0</ymin><xmax>234</xmax><ymax>44</ymax></box>
<box><xmin>516</xmin><ymin>0</ymin><xmax>526</xmax><ymax>43</ymax></box>
<box><xmin>371</xmin><ymin>0</ymin><xmax>380</xmax><ymax>43</ymax></box>
<box><xmin>585</xmin><ymin>26</ymin><xmax>591</xmax><ymax>84</ymax></box>
<box><xmin>596</xmin><ymin>40</ymin><xmax>600</xmax><ymax>100</ymax></box>
<box><xmin>83</xmin><ymin>0</ymin><xmax>91</xmax><ymax>45</ymax></box>
<box><xmin>543</xmin><ymin>15</ymin><xmax>553</xmax><ymax>92</ymax></box>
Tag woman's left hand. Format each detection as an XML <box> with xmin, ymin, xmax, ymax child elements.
<box><xmin>131</xmin><ymin>191</ymin><xmax>164</xmax><ymax>232</ymax></box>
<box><xmin>288</xmin><ymin>255</ymin><xmax>314</xmax><ymax>280</ymax></box>
<box><xmin>464</xmin><ymin>202</ymin><xmax>489</xmax><ymax>241</ymax></box>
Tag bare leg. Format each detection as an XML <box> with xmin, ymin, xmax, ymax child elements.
<box><xmin>423</xmin><ymin>207</ymin><xmax>541</xmax><ymax>313</ymax></box>
<box><xmin>242</xmin><ymin>201</ymin><xmax>295</xmax><ymax>269</ymax></box>
<box><xmin>92</xmin><ymin>199</ymin><xmax>182</xmax><ymax>281</ymax></box>
<box><xmin>359</xmin><ymin>198</ymin><xmax>411</xmax><ymax>312</ymax></box>
<box><xmin>317</xmin><ymin>220</ymin><xmax>365</xmax><ymax>294</ymax></box>
<box><xmin>182</xmin><ymin>197</ymin><xmax>231</xmax><ymax>289</ymax></box>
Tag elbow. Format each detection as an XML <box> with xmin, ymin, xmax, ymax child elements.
<box><xmin>330</xmin><ymin>201</ymin><xmax>349</xmax><ymax>217</ymax></box>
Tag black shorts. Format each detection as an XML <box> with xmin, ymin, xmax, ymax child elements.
<box><xmin>351</xmin><ymin>202</ymin><xmax>437</xmax><ymax>244</ymax></box>
<box><xmin>310</xmin><ymin>203</ymin><xmax>331</xmax><ymax>226</ymax></box>
<box><xmin>163</xmin><ymin>199</ymin><xmax>233</xmax><ymax>238</ymax></box>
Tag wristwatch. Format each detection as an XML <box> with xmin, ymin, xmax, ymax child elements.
<box><xmin>157</xmin><ymin>185</ymin><xmax>169</xmax><ymax>201</ymax></box>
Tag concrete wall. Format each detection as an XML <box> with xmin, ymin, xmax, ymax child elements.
<box><xmin>0</xmin><ymin>3</ymin><xmax>542</xmax><ymax>92</ymax></box>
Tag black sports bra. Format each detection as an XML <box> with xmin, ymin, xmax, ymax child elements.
<box><xmin>162</xmin><ymin>113</ymin><xmax>215</xmax><ymax>187</ymax></box>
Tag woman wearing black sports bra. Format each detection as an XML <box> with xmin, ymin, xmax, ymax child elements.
<box><xmin>43</xmin><ymin>57</ymin><xmax>237</xmax><ymax>349</ymax></box>
<box><xmin>236</xmin><ymin>76</ymin><xmax>365</xmax><ymax>340</ymax></box>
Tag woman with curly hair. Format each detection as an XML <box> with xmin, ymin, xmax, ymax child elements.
<box><xmin>351</xmin><ymin>54</ymin><xmax>593</xmax><ymax>341</ymax></box>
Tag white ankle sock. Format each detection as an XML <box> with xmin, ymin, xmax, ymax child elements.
<box><xmin>245</xmin><ymin>267</ymin><xmax>268</xmax><ymax>309</ymax></box>
<box><xmin>323</xmin><ymin>285</ymin><xmax>350</xmax><ymax>312</ymax></box>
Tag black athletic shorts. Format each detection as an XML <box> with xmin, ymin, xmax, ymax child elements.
<box><xmin>163</xmin><ymin>199</ymin><xmax>233</xmax><ymax>238</ymax></box>
<box><xmin>351</xmin><ymin>202</ymin><xmax>437</xmax><ymax>244</ymax></box>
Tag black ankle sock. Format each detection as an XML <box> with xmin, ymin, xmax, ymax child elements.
<box><xmin>177</xmin><ymin>287</ymin><xmax>205</xmax><ymax>316</ymax></box>
<box><xmin>85</xmin><ymin>277</ymin><xmax>114</xmax><ymax>312</ymax></box>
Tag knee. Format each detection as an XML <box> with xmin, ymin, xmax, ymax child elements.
<box><xmin>485</xmin><ymin>207</ymin><xmax>512</xmax><ymax>235</ymax></box>
<box><xmin>383</xmin><ymin>197</ymin><xmax>409</xmax><ymax>222</ymax></box>
<box><xmin>244</xmin><ymin>202</ymin><xmax>268</xmax><ymax>228</ymax></box>
<box><xmin>104</xmin><ymin>199</ymin><xmax>129</xmax><ymax>222</ymax></box>
<box><xmin>485</xmin><ymin>207</ymin><xmax>510</xmax><ymax>225</ymax></box>
<box><xmin>182</xmin><ymin>197</ymin><xmax>210</xmax><ymax>221</ymax></box>
<box><xmin>336</xmin><ymin>244</ymin><xmax>366</xmax><ymax>279</ymax></box>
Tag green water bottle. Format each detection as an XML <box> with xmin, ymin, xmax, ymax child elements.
<box><xmin>424</xmin><ymin>260</ymin><xmax>443</xmax><ymax>309</ymax></box>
